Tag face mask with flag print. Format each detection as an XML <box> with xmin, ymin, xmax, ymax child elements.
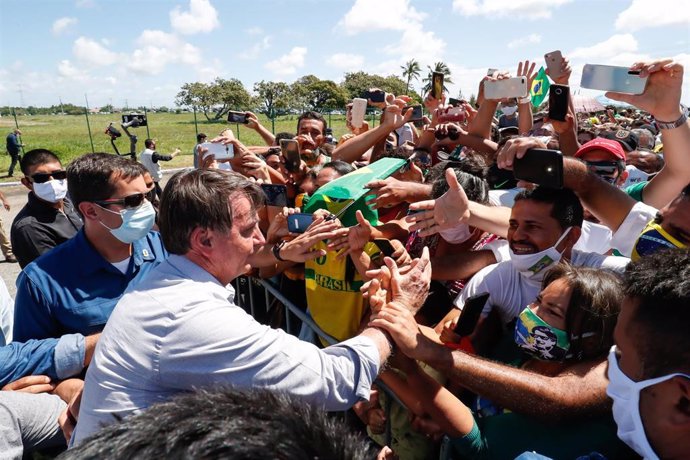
<box><xmin>514</xmin><ymin>306</ymin><xmax>570</xmax><ymax>361</ymax></box>
<box><xmin>631</xmin><ymin>220</ymin><xmax>687</xmax><ymax>261</ymax></box>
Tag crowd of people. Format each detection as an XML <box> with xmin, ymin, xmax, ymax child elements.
<box><xmin>0</xmin><ymin>54</ymin><xmax>688</xmax><ymax>460</ymax></box>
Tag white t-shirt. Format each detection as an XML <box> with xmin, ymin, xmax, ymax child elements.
<box><xmin>453</xmin><ymin>249</ymin><xmax>630</xmax><ymax>325</ymax></box>
<box><xmin>574</xmin><ymin>221</ymin><xmax>613</xmax><ymax>255</ymax></box>
<box><xmin>611</xmin><ymin>201</ymin><xmax>658</xmax><ymax>258</ymax></box>
<box><xmin>623</xmin><ymin>165</ymin><xmax>649</xmax><ymax>189</ymax></box>
<box><xmin>0</xmin><ymin>278</ymin><xmax>13</xmax><ymax>346</ymax></box>
<box><xmin>488</xmin><ymin>188</ymin><xmax>521</xmax><ymax>207</ymax></box>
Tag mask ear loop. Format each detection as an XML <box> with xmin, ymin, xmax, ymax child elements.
<box><xmin>554</xmin><ymin>226</ymin><xmax>573</xmax><ymax>254</ymax></box>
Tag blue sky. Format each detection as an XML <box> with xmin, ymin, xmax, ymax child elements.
<box><xmin>1</xmin><ymin>0</ymin><xmax>688</xmax><ymax>109</ymax></box>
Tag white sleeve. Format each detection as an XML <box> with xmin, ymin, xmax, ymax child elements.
<box><xmin>611</xmin><ymin>202</ymin><xmax>658</xmax><ymax>257</ymax></box>
<box><xmin>0</xmin><ymin>279</ymin><xmax>13</xmax><ymax>345</ymax></box>
<box><xmin>482</xmin><ymin>239</ymin><xmax>510</xmax><ymax>263</ymax></box>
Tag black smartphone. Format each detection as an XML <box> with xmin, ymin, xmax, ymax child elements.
<box><xmin>454</xmin><ymin>292</ymin><xmax>490</xmax><ymax>337</ymax></box>
<box><xmin>513</xmin><ymin>148</ymin><xmax>564</xmax><ymax>189</ymax></box>
<box><xmin>261</xmin><ymin>184</ymin><xmax>288</xmax><ymax>207</ymax></box>
<box><xmin>365</xmin><ymin>89</ymin><xmax>386</xmax><ymax>103</ymax></box>
<box><xmin>227</xmin><ymin>111</ymin><xmax>248</xmax><ymax>124</ymax></box>
<box><xmin>287</xmin><ymin>213</ymin><xmax>314</xmax><ymax>233</ymax></box>
<box><xmin>403</xmin><ymin>105</ymin><xmax>423</xmax><ymax>122</ymax></box>
<box><xmin>280</xmin><ymin>139</ymin><xmax>301</xmax><ymax>173</ymax></box>
<box><xmin>121</xmin><ymin>113</ymin><xmax>147</xmax><ymax>127</ymax></box>
<box><xmin>432</xmin><ymin>71</ymin><xmax>444</xmax><ymax>99</ymax></box>
<box><xmin>448</xmin><ymin>97</ymin><xmax>463</xmax><ymax>107</ymax></box>
<box><xmin>548</xmin><ymin>84</ymin><xmax>569</xmax><ymax>122</ymax></box>
<box><xmin>373</xmin><ymin>238</ymin><xmax>396</xmax><ymax>258</ymax></box>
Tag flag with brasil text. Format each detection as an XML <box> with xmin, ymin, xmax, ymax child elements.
<box><xmin>531</xmin><ymin>66</ymin><xmax>551</xmax><ymax>108</ymax></box>
<box><xmin>303</xmin><ymin>157</ymin><xmax>406</xmax><ymax>227</ymax></box>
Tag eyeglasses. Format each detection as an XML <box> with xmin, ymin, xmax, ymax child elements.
<box><xmin>94</xmin><ymin>192</ymin><xmax>146</xmax><ymax>209</ymax></box>
<box><xmin>585</xmin><ymin>161</ymin><xmax>620</xmax><ymax>176</ymax></box>
<box><xmin>30</xmin><ymin>170</ymin><xmax>67</xmax><ymax>184</ymax></box>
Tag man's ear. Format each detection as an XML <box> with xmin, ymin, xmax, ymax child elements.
<box><xmin>670</xmin><ymin>377</ymin><xmax>690</xmax><ymax>425</ymax></box>
<box><xmin>565</xmin><ymin>226</ymin><xmax>582</xmax><ymax>248</ymax></box>
<box><xmin>617</xmin><ymin>169</ymin><xmax>629</xmax><ymax>187</ymax></box>
<box><xmin>20</xmin><ymin>177</ymin><xmax>32</xmax><ymax>191</ymax></box>
<box><xmin>78</xmin><ymin>202</ymin><xmax>100</xmax><ymax>221</ymax></box>
<box><xmin>189</xmin><ymin>227</ymin><xmax>215</xmax><ymax>256</ymax></box>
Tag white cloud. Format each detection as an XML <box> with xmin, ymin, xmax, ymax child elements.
<box><xmin>452</xmin><ymin>0</ymin><xmax>572</xmax><ymax>19</ymax></box>
<box><xmin>239</xmin><ymin>36</ymin><xmax>272</xmax><ymax>60</ymax></box>
<box><xmin>382</xmin><ymin>25</ymin><xmax>446</xmax><ymax>63</ymax></box>
<box><xmin>339</xmin><ymin>0</ymin><xmax>425</xmax><ymax>35</ymax></box>
<box><xmin>73</xmin><ymin>36</ymin><xmax>120</xmax><ymax>66</ymax></box>
<box><xmin>264</xmin><ymin>47</ymin><xmax>307</xmax><ymax>76</ymax></box>
<box><xmin>75</xmin><ymin>0</ymin><xmax>94</xmax><ymax>7</ymax></box>
<box><xmin>170</xmin><ymin>0</ymin><xmax>219</xmax><ymax>35</ymax></box>
<box><xmin>326</xmin><ymin>53</ymin><xmax>365</xmax><ymax>71</ymax></box>
<box><xmin>197</xmin><ymin>58</ymin><xmax>223</xmax><ymax>83</ymax></box>
<box><xmin>246</xmin><ymin>27</ymin><xmax>263</xmax><ymax>36</ymax></box>
<box><xmin>52</xmin><ymin>17</ymin><xmax>78</xmax><ymax>36</ymax></box>
<box><xmin>127</xmin><ymin>30</ymin><xmax>202</xmax><ymax>75</ymax></box>
<box><xmin>57</xmin><ymin>60</ymin><xmax>81</xmax><ymax>78</ymax></box>
<box><xmin>568</xmin><ymin>34</ymin><xmax>645</xmax><ymax>65</ymax></box>
<box><xmin>507</xmin><ymin>33</ymin><xmax>542</xmax><ymax>49</ymax></box>
<box><xmin>615</xmin><ymin>0</ymin><xmax>690</xmax><ymax>32</ymax></box>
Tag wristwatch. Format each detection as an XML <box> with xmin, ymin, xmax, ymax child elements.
<box><xmin>272</xmin><ymin>240</ymin><xmax>287</xmax><ymax>262</ymax></box>
<box><xmin>656</xmin><ymin>106</ymin><xmax>688</xmax><ymax>130</ymax></box>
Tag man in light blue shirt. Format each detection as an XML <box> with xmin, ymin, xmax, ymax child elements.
<box><xmin>72</xmin><ymin>169</ymin><xmax>431</xmax><ymax>445</ymax></box>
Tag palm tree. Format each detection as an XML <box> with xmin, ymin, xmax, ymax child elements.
<box><xmin>422</xmin><ymin>61</ymin><xmax>454</xmax><ymax>95</ymax></box>
<box><xmin>400</xmin><ymin>59</ymin><xmax>422</xmax><ymax>94</ymax></box>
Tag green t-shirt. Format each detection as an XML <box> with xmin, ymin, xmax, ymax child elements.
<box><xmin>625</xmin><ymin>181</ymin><xmax>647</xmax><ymax>202</ymax></box>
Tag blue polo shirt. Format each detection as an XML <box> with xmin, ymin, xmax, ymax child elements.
<box><xmin>13</xmin><ymin>229</ymin><xmax>168</xmax><ymax>342</ymax></box>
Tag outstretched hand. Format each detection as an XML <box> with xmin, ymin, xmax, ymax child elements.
<box><xmin>406</xmin><ymin>168</ymin><xmax>470</xmax><ymax>237</ymax></box>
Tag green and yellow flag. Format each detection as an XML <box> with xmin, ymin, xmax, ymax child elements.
<box><xmin>531</xmin><ymin>66</ymin><xmax>551</xmax><ymax>108</ymax></box>
<box><xmin>303</xmin><ymin>157</ymin><xmax>405</xmax><ymax>227</ymax></box>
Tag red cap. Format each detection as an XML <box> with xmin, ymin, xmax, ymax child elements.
<box><xmin>575</xmin><ymin>138</ymin><xmax>626</xmax><ymax>161</ymax></box>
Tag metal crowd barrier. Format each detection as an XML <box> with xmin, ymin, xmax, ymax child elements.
<box><xmin>232</xmin><ymin>275</ymin><xmax>408</xmax><ymax>446</ymax></box>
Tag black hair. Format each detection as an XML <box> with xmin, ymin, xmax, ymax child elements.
<box><xmin>297</xmin><ymin>111</ymin><xmax>327</xmax><ymax>134</ymax></box>
<box><xmin>20</xmin><ymin>148</ymin><xmax>61</xmax><ymax>176</ymax></box>
<box><xmin>623</xmin><ymin>248</ymin><xmax>690</xmax><ymax>378</ymax></box>
<box><xmin>144</xmin><ymin>139</ymin><xmax>155</xmax><ymax>149</ymax></box>
<box><xmin>274</xmin><ymin>132</ymin><xmax>296</xmax><ymax>145</ymax></box>
<box><xmin>59</xmin><ymin>387</ymin><xmax>377</xmax><ymax>459</ymax></box>
<box><xmin>321</xmin><ymin>160</ymin><xmax>355</xmax><ymax>177</ymax></box>
<box><xmin>67</xmin><ymin>153</ymin><xmax>145</xmax><ymax>210</ymax></box>
<box><xmin>196</xmin><ymin>133</ymin><xmax>207</xmax><ymax>143</ymax></box>
<box><xmin>514</xmin><ymin>187</ymin><xmax>584</xmax><ymax>230</ymax></box>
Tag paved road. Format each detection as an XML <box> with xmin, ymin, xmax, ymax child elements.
<box><xmin>0</xmin><ymin>170</ymin><xmax>182</xmax><ymax>299</ymax></box>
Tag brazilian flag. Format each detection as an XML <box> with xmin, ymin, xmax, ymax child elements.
<box><xmin>303</xmin><ymin>157</ymin><xmax>405</xmax><ymax>227</ymax></box>
<box><xmin>531</xmin><ymin>66</ymin><xmax>551</xmax><ymax>108</ymax></box>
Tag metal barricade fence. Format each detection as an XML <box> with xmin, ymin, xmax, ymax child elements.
<box><xmin>232</xmin><ymin>275</ymin><xmax>408</xmax><ymax>446</ymax></box>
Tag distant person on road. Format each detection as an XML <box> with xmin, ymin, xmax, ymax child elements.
<box><xmin>0</xmin><ymin>189</ymin><xmax>16</xmax><ymax>263</ymax></box>
<box><xmin>6</xmin><ymin>129</ymin><xmax>23</xmax><ymax>177</ymax></box>
<box><xmin>139</xmin><ymin>139</ymin><xmax>180</xmax><ymax>198</ymax></box>
<box><xmin>192</xmin><ymin>132</ymin><xmax>207</xmax><ymax>169</ymax></box>
<box><xmin>11</xmin><ymin>149</ymin><xmax>83</xmax><ymax>268</ymax></box>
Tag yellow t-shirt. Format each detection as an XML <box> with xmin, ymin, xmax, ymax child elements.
<box><xmin>305</xmin><ymin>241</ymin><xmax>380</xmax><ymax>343</ymax></box>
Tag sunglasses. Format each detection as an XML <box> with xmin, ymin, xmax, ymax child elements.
<box><xmin>94</xmin><ymin>192</ymin><xmax>146</xmax><ymax>209</ymax></box>
<box><xmin>31</xmin><ymin>170</ymin><xmax>67</xmax><ymax>184</ymax></box>
<box><xmin>585</xmin><ymin>161</ymin><xmax>619</xmax><ymax>176</ymax></box>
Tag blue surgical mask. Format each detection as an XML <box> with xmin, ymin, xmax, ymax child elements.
<box><xmin>97</xmin><ymin>201</ymin><xmax>156</xmax><ymax>244</ymax></box>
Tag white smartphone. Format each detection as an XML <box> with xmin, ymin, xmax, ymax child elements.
<box><xmin>544</xmin><ymin>50</ymin><xmax>563</xmax><ymax>80</ymax></box>
<box><xmin>580</xmin><ymin>64</ymin><xmax>648</xmax><ymax>95</ymax></box>
<box><xmin>200</xmin><ymin>142</ymin><xmax>234</xmax><ymax>161</ymax></box>
<box><xmin>350</xmin><ymin>98</ymin><xmax>367</xmax><ymax>129</ymax></box>
<box><xmin>484</xmin><ymin>77</ymin><xmax>528</xmax><ymax>100</ymax></box>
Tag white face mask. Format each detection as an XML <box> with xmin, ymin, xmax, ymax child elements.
<box><xmin>33</xmin><ymin>179</ymin><xmax>68</xmax><ymax>203</ymax></box>
<box><xmin>501</xmin><ymin>105</ymin><xmax>518</xmax><ymax>116</ymax></box>
<box><xmin>439</xmin><ymin>224</ymin><xmax>473</xmax><ymax>244</ymax></box>
<box><xmin>607</xmin><ymin>346</ymin><xmax>690</xmax><ymax>460</ymax></box>
<box><xmin>509</xmin><ymin>227</ymin><xmax>571</xmax><ymax>283</ymax></box>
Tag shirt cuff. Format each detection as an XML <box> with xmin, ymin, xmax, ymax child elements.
<box><xmin>337</xmin><ymin>335</ymin><xmax>381</xmax><ymax>401</ymax></box>
<box><xmin>54</xmin><ymin>333</ymin><xmax>85</xmax><ymax>380</ymax></box>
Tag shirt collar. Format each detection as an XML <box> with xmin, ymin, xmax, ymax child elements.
<box><xmin>166</xmin><ymin>254</ymin><xmax>236</xmax><ymax>303</ymax></box>
<box><xmin>77</xmin><ymin>229</ymin><xmax>158</xmax><ymax>276</ymax></box>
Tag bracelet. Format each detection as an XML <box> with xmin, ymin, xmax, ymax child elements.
<box><xmin>655</xmin><ymin>107</ymin><xmax>687</xmax><ymax>130</ymax></box>
<box><xmin>272</xmin><ymin>240</ymin><xmax>287</xmax><ymax>262</ymax></box>
<box><xmin>518</xmin><ymin>96</ymin><xmax>532</xmax><ymax>105</ymax></box>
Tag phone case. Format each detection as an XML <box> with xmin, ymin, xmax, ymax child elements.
<box><xmin>548</xmin><ymin>85</ymin><xmax>569</xmax><ymax>122</ymax></box>
<box><xmin>432</xmin><ymin>72</ymin><xmax>444</xmax><ymax>99</ymax></box>
<box><xmin>544</xmin><ymin>50</ymin><xmax>563</xmax><ymax>80</ymax></box>
<box><xmin>287</xmin><ymin>214</ymin><xmax>313</xmax><ymax>233</ymax></box>
<box><xmin>454</xmin><ymin>292</ymin><xmax>490</xmax><ymax>336</ymax></box>
<box><xmin>580</xmin><ymin>64</ymin><xmax>648</xmax><ymax>95</ymax></box>
<box><xmin>484</xmin><ymin>77</ymin><xmax>528</xmax><ymax>100</ymax></box>
<box><xmin>281</xmin><ymin>140</ymin><xmax>301</xmax><ymax>172</ymax></box>
<box><xmin>350</xmin><ymin>98</ymin><xmax>367</xmax><ymax>129</ymax></box>
<box><xmin>261</xmin><ymin>184</ymin><xmax>288</xmax><ymax>207</ymax></box>
<box><xmin>513</xmin><ymin>148</ymin><xmax>564</xmax><ymax>189</ymax></box>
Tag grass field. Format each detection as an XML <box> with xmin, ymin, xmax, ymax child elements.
<box><xmin>0</xmin><ymin>111</ymin><xmax>372</xmax><ymax>182</ymax></box>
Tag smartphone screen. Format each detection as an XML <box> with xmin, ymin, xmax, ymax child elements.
<box><xmin>454</xmin><ymin>292</ymin><xmax>490</xmax><ymax>337</ymax></box>
<box><xmin>548</xmin><ymin>84</ymin><xmax>569</xmax><ymax>122</ymax></box>
<box><xmin>287</xmin><ymin>213</ymin><xmax>314</xmax><ymax>233</ymax></box>
<box><xmin>261</xmin><ymin>184</ymin><xmax>288</xmax><ymax>207</ymax></box>
<box><xmin>280</xmin><ymin>139</ymin><xmax>301</xmax><ymax>173</ymax></box>
<box><xmin>227</xmin><ymin>111</ymin><xmax>248</xmax><ymax>124</ymax></box>
<box><xmin>580</xmin><ymin>64</ymin><xmax>648</xmax><ymax>95</ymax></box>
<box><xmin>513</xmin><ymin>148</ymin><xmax>564</xmax><ymax>189</ymax></box>
<box><xmin>432</xmin><ymin>72</ymin><xmax>444</xmax><ymax>99</ymax></box>
<box><xmin>484</xmin><ymin>78</ymin><xmax>528</xmax><ymax>99</ymax></box>
<box><xmin>200</xmin><ymin>142</ymin><xmax>234</xmax><ymax>160</ymax></box>
<box><xmin>365</xmin><ymin>90</ymin><xmax>386</xmax><ymax>103</ymax></box>
<box><xmin>403</xmin><ymin>105</ymin><xmax>423</xmax><ymax>121</ymax></box>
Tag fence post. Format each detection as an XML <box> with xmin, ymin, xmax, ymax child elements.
<box><xmin>84</xmin><ymin>94</ymin><xmax>95</xmax><ymax>154</ymax></box>
<box><xmin>144</xmin><ymin>107</ymin><xmax>151</xmax><ymax>139</ymax></box>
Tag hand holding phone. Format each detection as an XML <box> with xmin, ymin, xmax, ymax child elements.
<box><xmin>548</xmin><ymin>85</ymin><xmax>569</xmax><ymax>122</ymax></box>
<box><xmin>228</xmin><ymin>111</ymin><xmax>249</xmax><ymax>124</ymax></box>
<box><xmin>402</xmin><ymin>105</ymin><xmax>423</xmax><ymax>122</ymax></box>
<box><xmin>432</xmin><ymin>72</ymin><xmax>444</xmax><ymax>100</ymax></box>
<box><xmin>287</xmin><ymin>213</ymin><xmax>314</xmax><ymax>233</ymax></box>
<box><xmin>350</xmin><ymin>98</ymin><xmax>367</xmax><ymax>129</ymax></box>
<box><xmin>580</xmin><ymin>64</ymin><xmax>648</xmax><ymax>95</ymax></box>
<box><xmin>544</xmin><ymin>50</ymin><xmax>564</xmax><ymax>80</ymax></box>
<box><xmin>280</xmin><ymin>139</ymin><xmax>301</xmax><ymax>173</ymax></box>
<box><xmin>200</xmin><ymin>142</ymin><xmax>234</xmax><ymax>161</ymax></box>
<box><xmin>454</xmin><ymin>292</ymin><xmax>490</xmax><ymax>337</ymax></box>
<box><xmin>484</xmin><ymin>77</ymin><xmax>528</xmax><ymax>100</ymax></box>
<box><xmin>365</xmin><ymin>89</ymin><xmax>386</xmax><ymax>104</ymax></box>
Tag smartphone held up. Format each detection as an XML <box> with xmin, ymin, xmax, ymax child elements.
<box><xmin>513</xmin><ymin>148</ymin><xmax>564</xmax><ymax>189</ymax></box>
